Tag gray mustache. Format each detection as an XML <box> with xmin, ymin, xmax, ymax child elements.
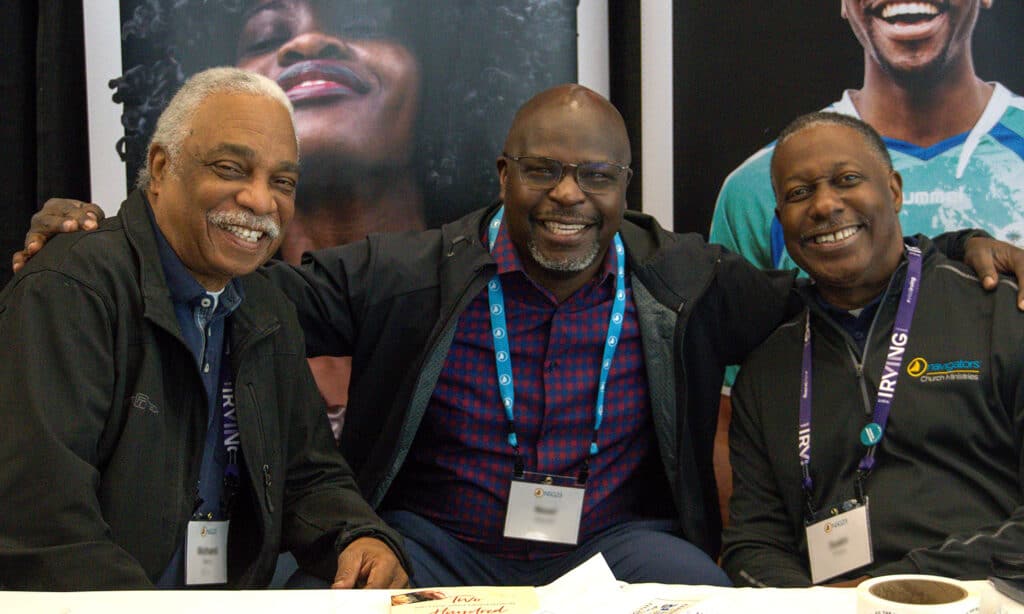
<box><xmin>207</xmin><ymin>210</ymin><xmax>281</xmax><ymax>239</ymax></box>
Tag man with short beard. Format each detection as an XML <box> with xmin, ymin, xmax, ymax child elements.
<box><xmin>0</xmin><ymin>67</ymin><xmax>407</xmax><ymax>590</ymax></box>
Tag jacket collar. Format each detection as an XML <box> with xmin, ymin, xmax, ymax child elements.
<box><xmin>119</xmin><ymin>190</ymin><xmax>278</xmax><ymax>347</ymax></box>
<box><xmin>121</xmin><ymin>190</ymin><xmax>183</xmax><ymax>339</ymax></box>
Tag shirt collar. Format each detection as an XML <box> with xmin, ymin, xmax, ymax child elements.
<box><xmin>146</xmin><ymin>201</ymin><xmax>244</xmax><ymax>311</ymax></box>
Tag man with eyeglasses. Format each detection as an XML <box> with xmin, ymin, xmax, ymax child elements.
<box><xmin>17</xmin><ymin>83</ymin><xmax>1024</xmax><ymax>588</ymax></box>
<box><xmin>252</xmin><ymin>83</ymin><xmax>748</xmax><ymax>587</ymax></box>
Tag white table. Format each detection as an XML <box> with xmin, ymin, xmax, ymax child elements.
<box><xmin>2</xmin><ymin>581</ymin><xmax>1021</xmax><ymax>614</ymax></box>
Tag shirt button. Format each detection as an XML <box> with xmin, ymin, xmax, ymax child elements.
<box><xmin>200</xmin><ymin>297</ymin><xmax>212</xmax><ymax>308</ymax></box>
<box><xmin>203</xmin><ymin>363</ymin><xmax>211</xmax><ymax>373</ymax></box>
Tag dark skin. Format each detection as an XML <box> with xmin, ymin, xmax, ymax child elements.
<box><xmin>17</xmin><ymin>197</ymin><xmax>1024</xmax><ymax>309</ymax></box>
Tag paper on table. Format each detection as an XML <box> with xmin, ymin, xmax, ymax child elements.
<box><xmin>534</xmin><ymin>554</ymin><xmax>719</xmax><ymax>614</ymax></box>
<box><xmin>535</xmin><ymin>553</ymin><xmax>626</xmax><ymax>614</ymax></box>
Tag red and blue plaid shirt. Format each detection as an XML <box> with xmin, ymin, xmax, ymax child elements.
<box><xmin>387</xmin><ymin>220</ymin><xmax>669</xmax><ymax>559</ymax></box>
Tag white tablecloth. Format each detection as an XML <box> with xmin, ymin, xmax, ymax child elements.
<box><xmin>2</xmin><ymin>580</ymin><xmax>1021</xmax><ymax>614</ymax></box>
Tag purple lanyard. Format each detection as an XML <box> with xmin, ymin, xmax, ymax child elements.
<box><xmin>219</xmin><ymin>342</ymin><xmax>241</xmax><ymax>508</ymax></box>
<box><xmin>798</xmin><ymin>245</ymin><xmax>922</xmax><ymax>495</ymax></box>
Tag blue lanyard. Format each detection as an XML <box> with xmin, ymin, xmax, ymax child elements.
<box><xmin>798</xmin><ymin>243</ymin><xmax>922</xmax><ymax>500</ymax></box>
<box><xmin>486</xmin><ymin>208</ymin><xmax>626</xmax><ymax>478</ymax></box>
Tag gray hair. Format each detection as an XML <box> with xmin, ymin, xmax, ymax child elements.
<box><xmin>136</xmin><ymin>67</ymin><xmax>296</xmax><ymax>191</ymax></box>
<box><xmin>770</xmin><ymin>111</ymin><xmax>892</xmax><ymax>196</ymax></box>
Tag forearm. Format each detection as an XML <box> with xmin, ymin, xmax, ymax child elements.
<box><xmin>721</xmin><ymin>541</ymin><xmax>812</xmax><ymax>587</ymax></box>
<box><xmin>724</xmin><ymin>375</ymin><xmax>812</xmax><ymax>587</ymax></box>
<box><xmin>869</xmin><ymin>506</ymin><xmax>1024</xmax><ymax>580</ymax></box>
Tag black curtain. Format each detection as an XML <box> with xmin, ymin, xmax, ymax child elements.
<box><xmin>1</xmin><ymin>2</ymin><xmax>90</xmax><ymax>288</ymax></box>
<box><xmin>609</xmin><ymin>0</ymin><xmax>642</xmax><ymax>214</ymax></box>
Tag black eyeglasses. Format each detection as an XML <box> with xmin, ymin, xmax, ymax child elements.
<box><xmin>503</xmin><ymin>154</ymin><xmax>632</xmax><ymax>194</ymax></box>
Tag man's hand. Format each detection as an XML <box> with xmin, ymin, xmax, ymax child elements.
<box><xmin>12</xmin><ymin>198</ymin><xmax>105</xmax><ymax>273</ymax></box>
<box><xmin>963</xmin><ymin>237</ymin><xmax>1024</xmax><ymax>310</ymax></box>
<box><xmin>332</xmin><ymin>536</ymin><xmax>408</xmax><ymax>589</ymax></box>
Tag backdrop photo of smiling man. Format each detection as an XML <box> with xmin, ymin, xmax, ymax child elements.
<box><xmin>0</xmin><ymin>67</ymin><xmax>407</xmax><ymax>590</ymax></box>
<box><xmin>712</xmin><ymin>0</ymin><xmax>1024</xmax><ymax>271</ymax></box>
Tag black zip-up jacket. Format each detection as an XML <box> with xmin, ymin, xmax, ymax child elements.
<box><xmin>724</xmin><ymin>237</ymin><xmax>1024</xmax><ymax>586</ymax></box>
<box><xmin>0</xmin><ymin>191</ymin><xmax>406</xmax><ymax>589</ymax></box>
<box><xmin>262</xmin><ymin>202</ymin><xmax>799</xmax><ymax>557</ymax></box>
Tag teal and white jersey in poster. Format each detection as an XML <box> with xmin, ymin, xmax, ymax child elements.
<box><xmin>710</xmin><ymin>82</ymin><xmax>1024</xmax><ymax>273</ymax></box>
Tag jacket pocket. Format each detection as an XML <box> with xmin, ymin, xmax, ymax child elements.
<box><xmin>246</xmin><ymin>382</ymin><xmax>275</xmax><ymax>515</ymax></box>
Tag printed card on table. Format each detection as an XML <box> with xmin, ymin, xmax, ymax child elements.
<box><xmin>390</xmin><ymin>587</ymin><xmax>538</xmax><ymax>613</ymax></box>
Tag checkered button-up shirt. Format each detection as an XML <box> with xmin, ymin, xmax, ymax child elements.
<box><xmin>387</xmin><ymin>220</ymin><xmax>667</xmax><ymax>559</ymax></box>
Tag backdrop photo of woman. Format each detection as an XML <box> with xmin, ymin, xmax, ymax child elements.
<box><xmin>112</xmin><ymin>0</ymin><xmax>577</xmax><ymax>426</ymax></box>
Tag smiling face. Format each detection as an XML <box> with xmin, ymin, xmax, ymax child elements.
<box><xmin>147</xmin><ymin>92</ymin><xmax>299</xmax><ymax>290</ymax></box>
<box><xmin>841</xmin><ymin>0</ymin><xmax>992</xmax><ymax>82</ymax></box>
<box><xmin>497</xmin><ymin>85</ymin><xmax>631</xmax><ymax>297</ymax></box>
<box><xmin>773</xmin><ymin>122</ymin><xmax>905</xmax><ymax>308</ymax></box>
<box><xmin>236</xmin><ymin>0</ymin><xmax>420</xmax><ymax>175</ymax></box>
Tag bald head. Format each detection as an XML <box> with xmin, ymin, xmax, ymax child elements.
<box><xmin>503</xmin><ymin>84</ymin><xmax>631</xmax><ymax>164</ymax></box>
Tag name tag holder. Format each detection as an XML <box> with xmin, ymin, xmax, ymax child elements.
<box><xmin>504</xmin><ymin>471</ymin><xmax>585</xmax><ymax>545</ymax></box>
<box><xmin>805</xmin><ymin>497</ymin><xmax>872</xmax><ymax>584</ymax></box>
<box><xmin>186</xmin><ymin>519</ymin><xmax>229</xmax><ymax>585</ymax></box>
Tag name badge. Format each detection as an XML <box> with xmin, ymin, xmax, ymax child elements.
<box><xmin>186</xmin><ymin>520</ymin><xmax>229</xmax><ymax>585</ymax></box>
<box><xmin>805</xmin><ymin>498</ymin><xmax>872</xmax><ymax>584</ymax></box>
<box><xmin>503</xmin><ymin>472</ymin><xmax>585</xmax><ymax>545</ymax></box>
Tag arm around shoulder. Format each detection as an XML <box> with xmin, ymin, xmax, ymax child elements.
<box><xmin>258</xmin><ymin>242</ymin><xmax>371</xmax><ymax>358</ymax></box>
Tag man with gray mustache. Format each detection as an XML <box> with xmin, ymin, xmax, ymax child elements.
<box><xmin>0</xmin><ymin>67</ymin><xmax>408</xmax><ymax>590</ymax></box>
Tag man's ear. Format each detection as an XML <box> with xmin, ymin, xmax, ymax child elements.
<box><xmin>840</xmin><ymin>0</ymin><xmax>848</xmax><ymax>20</ymax></box>
<box><xmin>148</xmin><ymin>145</ymin><xmax>170</xmax><ymax>194</ymax></box>
<box><xmin>981</xmin><ymin>0</ymin><xmax>993</xmax><ymax>9</ymax></box>
<box><xmin>889</xmin><ymin>169</ymin><xmax>904</xmax><ymax>214</ymax></box>
<box><xmin>497</xmin><ymin>156</ymin><xmax>509</xmax><ymax>202</ymax></box>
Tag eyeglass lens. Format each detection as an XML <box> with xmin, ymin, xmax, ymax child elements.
<box><xmin>515</xmin><ymin>157</ymin><xmax>626</xmax><ymax>194</ymax></box>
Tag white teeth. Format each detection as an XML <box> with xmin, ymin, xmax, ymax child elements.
<box><xmin>296</xmin><ymin>79</ymin><xmax>330</xmax><ymax>88</ymax></box>
<box><xmin>544</xmin><ymin>221</ymin><xmax>587</xmax><ymax>235</ymax></box>
<box><xmin>224</xmin><ymin>224</ymin><xmax>264</xmax><ymax>243</ymax></box>
<box><xmin>812</xmin><ymin>226</ymin><xmax>859</xmax><ymax>244</ymax></box>
<box><xmin>881</xmin><ymin>2</ymin><xmax>940</xmax><ymax>19</ymax></box>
